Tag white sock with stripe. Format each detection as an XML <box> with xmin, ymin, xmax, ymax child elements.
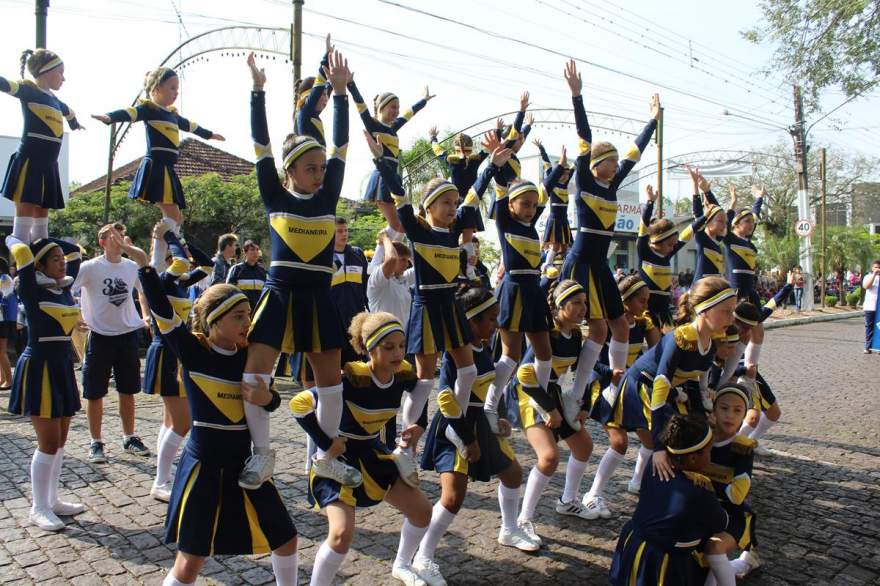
<box><xmin>415</xmin><ymin>502</ymin><xmax>457</xmax><ymax>562</ymax></box>
<box><xmin>561</xmin><ymin>454</ymin><xmax>589</xmax><ymax>504</ymax></box>
<box><xmin>30</xmin><ymin>450</ymin><xmax>54</xmax><ymax>513</ymax></box>
<box><xmin>518</xmin><ymin>467</ymin><xmax>552</xmax><ymax>523</ymax></box>
<box><xmin>156</xmin><ymin>429</ymin><xmax>184</xmax><ymax>486</ymax></box>
<box><xmin>587</xmin><ymin>447</ymin><xmax>624</xmax><ymax>499</ymax></box>
<box><xmin>157</xmin><ymin>424</ymin><xmax>169</xmax><ymax>454</ymax></box>
<box><xmin>394</xmin><ymin>518</ymin><xmax>429</xmax><ymax>568</ymax></box>
<box><xmin>485</xmin><ymin>355</ymin><xmax>517</xmax><ymax>413</ymax></box>
<box><xmin>497</xmin><ymin>483</ymin><xmax>521</xmax><ymax>531</ymax></box>
<box><xmin>271</xmin><ymin>551</ymin><xmax>299</xmax><ymax>586</ymax></box>
<box><xmin>242</xmin><ymin>373</ymin><xmax>272</xmax><ymax>449</ymax></box>
<box><xmin>608</xmin><ymin>338</ymin><xmax>629</xmax><ymax>375</ymax></box>
<box><xmin>12</xmin><ymin>216</ymin><xmax>33</xmax><ymax>243</ymax></box>
<box><xmin>749</xmin><ymin>412</ymin><xmax>777</xmax><ymax>441</ymax></box>
<box><xmin>315</xmin><ymin>382</ymin><xmax>344</xmax><ymax>459</ymax></box>
<box><xmin>31</xmin><ymin>217</ymin><xmax>49</xmax><ymax>241</ymax></box>
<box><xmin>310</xmin><ymin>542</ymin><xmax>346</xmax><ymax>586</ymax></box>
<box><xmin>631</xmin><ymin>446</ymin><xmax>652</xmax><ymax>487</ymax></box>
<box><xmin>572</xmin><ymin>339</ymin><xmax>604</xmax><ymax>402</ymax></box>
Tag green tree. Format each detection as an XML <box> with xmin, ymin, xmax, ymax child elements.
<box><xmin>820</xmin><ymin>226</ymin><xmax>879</xmax><ymax>277</ymax></box>
<box><xmin>744</xmin><ymin>0</ymin><xmax>880</xmax><ymax>111</ymax></box>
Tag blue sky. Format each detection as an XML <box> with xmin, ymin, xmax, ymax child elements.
<box><xmin>1</xmin><ymin>0</ymin><xmax>877</xmax><ymax>201</ymax></box>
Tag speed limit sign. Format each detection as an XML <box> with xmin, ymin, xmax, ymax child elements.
<box><xmin>795</xmin><ymin>219</ymin><xmax>814</xmax><ymax>237</ymax></box>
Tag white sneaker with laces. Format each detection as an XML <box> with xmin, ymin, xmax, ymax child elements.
<box><xmin>753</xmin><ymin>444</ymin><xmax>772</xmax><ymax>457</ymax></box>
<box><xmin>559</xmin><ymin>390</ymin><xmax>583</xmax><ymax>431</ymax></box>
<box><xmin>736</xmin><ymin>549</ymin><xmax>761</xmax><ymax>578</ymax></box>
<box><xmin>150</xmin><ymin>481</ymin><xmax>172</xmax><ymax>502</ymax></box>
<box><xmin>238</xmin><ymin>447</ymin><xmax>276</xmax><ymax>490</ymax></box>
<box><xmin>392</xmin><ymin>563</ymin><xmax>428</xmax><ymax>586</ymax></box>
<box><xmin>582</xmin><ymin>495</ymin><xmax>612</xmax><ymax>519</ymax></box>
<box><xmin>555</xmin><ymin>497</ymin><xmax>599</xmax><ymax>520</ymax></box>
<box><xmin>498</xmin><ymin>525</ymin><xmax>540</xmax><ymax>551</ymax></box>
<box><xmin>412</xmin><ymin>558</ymin><xmax>447</xmax><ymax>586</ymax></box>
<box><xmin>29</xmin><ymin>508</ymin><xmax>65</xmax><ymax>531</ymax></box>
<box><xmin>52</xmin><ymin>500</ymin><xmax>86</xmax><ymax>516</ymax></box>
<box><xmin>626</xmin><ymin>479</ymin><xmax>641</xmax><ymax>495</ymax></box>
<box><xmin>517</xmin><ymin>519</ymin><xmax>543</xmax><ymax>546</ymax></box>
<box><xmin>311</xmin><ymin>454</ymin><xmax>363</xmax><ymax>487</ymax></box>
<box><xmin>392</xmin><ymin>447</ymin><xmax>420</xmax><ymax>488</ymax></box>
<box><xmin>443</xmin><ymin>425</ymin><xmax>468</xmax><ymax>458</ymax></box>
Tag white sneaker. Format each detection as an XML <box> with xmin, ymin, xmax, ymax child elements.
<box><xmin>412</xmin><ymin>558</ymin><xmax>447</xmax><ymax>586</ymax></box>
<box><xmin>753</xmin><ymin>444</ymin><xmax>772</xmax><ymax>457</ymax></box>
<box><xmin>52</xmin><ymin>500</ymin><xmax>86</xmax><ymax>516</ymax></box>
<box><xmin>443</xmin><ymin>425</ymin><xmax>468</xmax><ymax>458</ymax></box>
<box><xmin>559</xmin><ymin>389</ymin><xmax>583</xmax><ymax>431</ymax></box>
<box><xmin>581</xmin><ymin>495</ymin><xmax>611</xmax><ymax>519</ymax></box>
<box><xmin>498</xmin><ymin>525</ymin><xmax>540</xmax><ymax>551</ymax></box>
<box><xmin>392</xmin><ymin>564</ymin><xmax>428</xmax><ymax>586</ymax></box>
<box><xmin>736</xmin><ymin>549</ymin><xmax>761</xmax><ymax>578</ymax></box>
<box><xmin>150</xmin><ymin>481</ymin><xmax>172</xmax><ymax>502</ymax></box>
<box><xmin>555</xmin><ymin>497</ymin><xmax>599</xmax><ymax>520</ymax></box>
<box><xmin>393</xmin><ymin>447</ymin><xmax>420</xmax><ymax>488</ymax></box>
<box><xmin>517</xmin><ymin>519</ymin><xmax>543</xmax><ymax>546</ymax></box>
<box><xmin>29</xmin><ymin>509</ymin><xmax>65</xmax><ymax>531</ymax></box>
<box><xmin>311</xmin><ymin>454</ymin><xmax>363</xmax><ymax>488</ymax></box>
<box><xmin>626</xmin><ymin>479</ymin><xmax>641</xmax><ymax>495</ymax></box>
<box><xmin>238</xmin><ymin>447</ymin><xmax>276</xmax><ymax>490</ymax></box>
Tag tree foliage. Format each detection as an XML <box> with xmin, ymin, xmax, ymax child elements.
<box><xmin>744</xmin><ymin>0</ymin><xmax>880</xmax><ymax>111</ymax></box>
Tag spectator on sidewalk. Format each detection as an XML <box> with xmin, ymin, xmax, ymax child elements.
<box><xmin>209</xmin><ymin>233</ymin><xmax>238</xmax><ymax>286</ymax></box>
<box><xmin>862</xmin><ymin>260</ymin><xmax>880</xmax><ymax>354</ymax></box>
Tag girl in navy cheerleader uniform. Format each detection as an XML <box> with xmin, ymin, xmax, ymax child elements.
<box><xmin>687</xmin><ymin>167</ymin><xmax>729</xmax><ymax>282</ymax></box>
<box><xmin>123</xmin><ymin>235</ymin><xmax>298</xmax><ymax>586</ymax></box>
<box><xmin>142</xmin><ymin>223</ymin><xmax>213</xmax><ymax>502</ymax></box>
<box><xmin>365</xmin><ymin>131</ymin><xmax>485</xmax><ymax>449</ymax></box>
<box><xmin>584</xmin><ymin>275</ymin><xmax>661</xmax><ymax>514</ymax></box>
<box><xmin>534</xmin><ymin>139</ymin><xmax>573</xmax><ymax>272</ymax></box>
<box><xmin>559</xmin><ymin>59</ymin><xmax>661</xmax><ymax>407</ymax></box>
<box><xmin>6</xmin><ymin>235</ymin><xmax>85</xmax><ymax>532</ymax></box>
<box><xmin>291</xmin><ymin>311</ymin><xmax>434</xmax><ymax>586</ymax></box>
<box><xmin>93</xmin><ymin>68</ymin><xmax>224</xmax><ymax>234</ymax></box>
<box><xmin>506</xmin><ymin>279</ymin><xmax>598</xmax><ymax>537</ymax></box>
<box><xmin>243</xmin><ymin>51</ymin><xmax>361</xmax><ymax>491</ymax></box>
<box><xmin>485</xmin><ymin>92</ymin><xmax>531</xmax><ymax>221</ymax></box>
<box><xmin>2</xmin><ymin>49</ymin><xmax>82</xmax><ymax>243</ymax></box>
<box><xmin>349</xmin><ymin>76</ymin><xmax>433</xmax><ymax>238</ymax></box>
<box><xmin>416</xmin><ymin>286</ymin><xmax>538</xmax><ymax>585</ymax></box>
<box><xmin>705</xmin><ymin>383</ymin><xmax>762</xmax><ymax>580</ymax></box>
<box><xmin>609</xmin><ymin>414</ymin><xmax>740</xmax><ymax>586</ymax></box>
<box><xmin>294</xmin><ymin>34</ymin><xmax>334</xmax><ymax>145</ymax></box>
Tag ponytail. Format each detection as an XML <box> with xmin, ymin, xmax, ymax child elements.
<box><xmin>19</xmin><ymin>49</ymin><xmax>33</xmax><ymax>78</ymax></box>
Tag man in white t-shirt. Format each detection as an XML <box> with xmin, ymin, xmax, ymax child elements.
<box><xmin>862</xmin><ymin>260</ymin><xmax>880</xmax><ymax>354</ymax></box>
<box><xmin>73</xmin><ymin>223</ymin><xmax>151</xmax><ymax>463</ymax></box>
<box><xmin>367</xmin><ymin>232</ymin><xmax>415</xmax><ymax>325</ymax></box>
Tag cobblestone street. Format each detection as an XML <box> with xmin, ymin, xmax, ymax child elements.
<box><xmin>1</xmin><ymin>317</ymin><xmax>878</xmax><ymax>585</ymax></box>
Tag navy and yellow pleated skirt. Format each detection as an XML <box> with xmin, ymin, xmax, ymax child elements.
<box><xmin>421</xmin><ymin>410</ymin><xmax>515</xmax><ymax>482</ymax></box>
<box><xmin>143</xmin><ymin>340</ymin><xmax>185</xmax><ymax>397</ymax></box>
<box><xmin>496</xmin><ymin>278</ymin><xmax>551</xmax><ymax>333</ymax></box>
<box><xmin>362</xmin><ymin>167</ymin><xmax>394</xmax><ymax>203</ymax></box>
<box><xmin>724</xmin><ymin>502</ymin><xmax>757</xmax><ymax>551</ymax></box>
<box><xmin>8</xmin><ymin>346</ymin><xmax>80</xmax><ymax>418</ymax></box>
<box><xmin>406</xmin><ymin>293</ymin><xmax>472</xmax><ymax>355</ymax></box>
<box><xmin>753</xmin><ymin>372</ymin><xmax>776</xmax><ymax>410</ymax></box>
<box><xmin>542</xmin><ymin>208</ymin><xmax>572</xmax><ymax>246</ymax></box>
<box><xmin>128</xmin><ymin>156</ymin><xmax>187</xmax><ymax>208</ymax></box>
<box><xmin>590</xmin><ymin>371</ymin><xmax>650</xmax><ymax>431</ymax></box>
<box><xmin>165</xmin><ymin>448</ymin><xmax>297</xmax><ymax>556</ymax></box>
<box><xmin>609</xmin><ymin>523</ymin><xmax>706</xmax><ymax>586</ymax></box>
<box><xmin>561</xmin><ymin>255</ymin><xmax>625</xmax><ymax>321</ymax></box>
<box><xmin>2</xmin><ymin>151</ymin><xmax>65</xmax><ymax>209</ymax></box>
<box><xmin>309</xmin><ymin>437</ymin><xmax>399</xmax><ymax>509</ymax></box>
<box><xmin>509</xmin><ymin>381</ymin><xmax>579</xmax><ymax>441</ymax></box>
<box><xmin>248</xmin><ymin>283</ymin><xmax>343</xmax><ymax>355</ymax></box>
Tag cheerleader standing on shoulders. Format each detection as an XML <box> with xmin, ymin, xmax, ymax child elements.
<box><xmin>294</xmin><ymin>34</ymin><xmax>334</xmax><ymax>144</ymax></box>
<box><xmin>6</xmin><ymin>234</ymin><xmax>85</xmax><ymax>531</ymax></box>
<box><xmin>687</xmin><ymin>167</ymin><xmax>729</xmax><ymax>282</ymax></box>
<box><xmin>416</xmin><ymin>286</ymin><xmax>538</xmax><ymax>586</ymax></box>
<box><xmin>534</xmin><ymin>139</ymin><xmax>573</xmax><ymax>272</ymax></box>
<box><xmin>121</xmin><ymin>234</ymin><xmax>299</xmax><ymax>586</ymax></box>
<box><xmin>243</xmin><ymin>51</ymin><xmax>361</xmax><ymax>490</ymax></box>
<box><xmin>560</xmin><ymin>59</ymin><xmax>661</xmax><ymax>403</ymax></box>
<box><xmin>2</xmin><ymin>49</ymin><xmax>82</xmax><ymax>243</ymax></box>
<box><xmin>291</xmin><ymin>311</ymin><xmax>433</xmax><ymax>586</ymax></box>
<box><xmin>349</xmin><ymin>74</ymin><xmax>433</xmax><ymax>238</ymax></box>
<box><xmin>143</xmin><ymin>222</ymin><xmax>214</xmax><ymax>502</ymax></box>
<box><xmin>638</xmin><ymin>184</ymin><xmax>695</xmax><ymax>329</ymax></box>
<box><xmin>609</xmin><ymin>414</ymin><xmax>739</xmax><ymax>586</ymax></box>
<box><xmin>486</xmin><ymin>93</ymin><xmax>532</xmax><ymax>220</ymax></box>
<box><xmin>93</xmin><ymin>68</ymin><xmax>224</xmax><ymax>235</ymax></box>
<box><xmin>508</xmin><ymin>279</ymin><xmax>597</xmax><ymax>532</ymax></box>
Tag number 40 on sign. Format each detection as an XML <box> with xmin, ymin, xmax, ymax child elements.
<box><xmin>795</xmin><ymin>219</ymin><xmax>814</xmax><ymax>237</ymax></box>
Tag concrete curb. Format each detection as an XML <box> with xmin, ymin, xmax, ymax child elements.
<box><xmin>764</xmin><ymin>310</ymin><xmax>862</xmax><ymax>330</ymax></box>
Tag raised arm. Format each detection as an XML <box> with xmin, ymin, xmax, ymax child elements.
<box><xmin>346</xmin><ymin>76</ymin><xmax>383</xmax><ymax>134</ymax></box>
<box><xmin>390</xmin><ymin>85</ymin><xmax>432</xmax><ymax>132</ymax></box>
<box><xmin>365</xmin><ymin>131</ymin><xmax>425</xmax><ymax>239</ymax></box>
<box><xmin>176</xmin><ymin>113</ymin><xmax>220</xmax><ymax>141</ymax></box>
<box><xmin>611</xmin><ymin>94</ymin><xmax>659</xmax><ymax>188</ymax></box>
<box><xmin>318</xmin><ymin>50</ymin><xmax>352</xmax><ymax>212</ymax></box>
<box><xmin>248</xmin><ymin>53</ymin><xmax>283</xmax><ymax>208</ymax></box>
<box><xmin>296</xmin><ymin>42</ymin><xmax>331</xmax><ymax>140</ymax></box>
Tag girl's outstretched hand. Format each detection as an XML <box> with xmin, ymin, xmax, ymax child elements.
<box><xmin>525</xmin><ymin>113</ymin><xmax>535</xmax><ymax>126</ymax></box>
<box><xmin>646</xmin><ymin>184</ymin><xmax>658</xmax><ymax>202</ymax></box>
<box><xmin>520</xmin><ymin>90</ymin><xmax>530</xmax><ymax>111</ymax></box>
<box><xmin>559</xmin><ymin>145</ymin><xmax>568</xmax><ymax>167</ymax></box>
<box><xmin>564</xmin><ymin>59</ymin><xmax>582</xmax><ymax>96</ymax></box>
<box><xmin>481</xmin><ymin>130</ymin><xmax>502</xmax><ymax>155</ymax></box>
<box><xmin>489</xmin><ymin>146</ymin><xmax>513</xmax><ymax>168</ymax></box>
<box><xmin>364</xmin><ymin>129</ymin><xmax>383</xmax><ymax>159</ymax></box>
<box><xmin>211</xmin><ymin>133</ymin><xmax>225</xmax><ymax>141</ymax></box>
<box><xmin>650</xmin><ymin>93</ymin><xmax>661</xmax><ymax>120</ymax></box>
<box><xmin>247</xmin><ymin>52</ymin><xmax>266</xmax><ymax>89</ymax></box>
<box><xmin>91</xmin><ymin>114</ymin><xmax>111</xmax><ymax>124</ymax></box>
<box><xmin>428</xmin><ymin>125</ymin><xmax>438</xmax><ymax>138</ymax></box>
<box><xmin>532</xmin><ymin>138</ymin><xmax>542</xmax><ymax>149</ymax></box>
<box><xmin>424</xmin><ymin>85</ymin><xmax>436</xmax><ymax>101</ymax></box>
<box><xmin>326</xmin><ymin>50</ymin><xmax>350</xmax><ymax>95</ymax></box>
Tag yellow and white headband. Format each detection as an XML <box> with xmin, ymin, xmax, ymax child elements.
<box><xmin>508</xmin><ymin>182</ymin><xmax>538</xmax><ymax>201</ymax></box>
<box><xmin>694</xmin><ymin>288</ymin><xmax>736</xmax><ymax>314</ymax></box>
<box><xmin>715</xmin><ymin>384</ymin><xmax>751</xmax><ymax>409</ymax></box>
<box><xmin>650</xmin><ymin>226</ymin><xmax>679</xmax><ymax>243</ymax></box>
<box><xmin>621</xmin><ymin>279</ymin><xmax>647</xmax><ymax>301</ymax></box>
<box><xmin>365</xmin><ymin>320</ymin><xmax>404</xmax><ymax>351</ymax></box>
<box><xmin>732</xmin><ymin>209</ymin><xmax>756</xmax><ymax>225</ymax></box>
<box><xmin>282</xmin><ymin>138</ymin><xmax>324</xmax><ymax>169</ymax></box>
<box><xmin>465</xmin><ymin>295</ymin><xmax>498</xmax><ymax>320</ymax></box>
<box><xmin>733</xmin><ymin>310</ymin><xmax>758</xmax><ymax>327</ymax></box>
<box><xmin>590</xmin><ymin>148</ymin><xmax>618</xmax><ymax>168</ymax></box>
<box><xmin>376</xmin><ymin>92</ymin><xmax>398</xmax><ymax>112</ymax></box>
<box><xmin>422</xmin><ymin>182</ymin><xmax>457</xmax><ymax>209</ymax></box>
<box><xmin>555</xmin><ymin>282</ymin><xmax>584</xmax><ymax>306</ymax></box>
<box><xmin>38</xmin><ymin>56</ymin><xmax>63</xmax><ymax>75</ymax></box>
<box><xmin>206</xmin><ymin>292</ymin><xmax>249</xmax><ymax>326</ymax></box>
<box><xmin>667</xmin><ymin>427</ymin><xmax>712</xmax><ymax>455</ymax></box>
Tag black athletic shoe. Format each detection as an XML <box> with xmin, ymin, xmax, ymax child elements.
<box><xmin>122</xmin><ymin>436</ymin><xmax>150</xmax><ymax>457</ymax></box>
<box><xmin>89</xmin><ymin>441</ymin><xmax>108</xmax><ymax>463</ymax></box>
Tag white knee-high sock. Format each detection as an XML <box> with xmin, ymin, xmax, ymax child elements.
<box><xmin>535</xmin><ymin>359</ymin><xmax>552</xmax><ymax>393</ymax></box>
<box><xmin>518</xmin><ymin>467</ymin><xmax>552</xmax><ymax>523</ymax></box>
<box><xmin>608</xmin><ymin>338</ymin><xmax>629</xmax><ymax>375</ymax></box>
<box><xmin>394</xmin><ymin>518</ymin><xmax>429</xmax><ymax>568</ymax></box>
<box><xmin>13</xmin><ymin>216</ymin><xmax>33</xmax><ymax>243</ymax></box>
<box><xmin>587</xmin><ymin>447</ymin><xmax>624</xmax><ymax>499</ymax></box>
<box><xmin>162</xmin><ymin>573</ymin><xmax>194</xmax><ymax>586</ymax></box>
<box><xmin>242</xmin><ymin>373</ymin><xmax>272</xmax><ymax>449</ymax></box>
<box><xmin>156</xmin><ymin>429</ymin><xmax>184</xmax><ymax>486</ymax></box>
<box><xmin>31</xmin><ymin>217</ymin><xmax>49</xmax><ymax>241</ymax></box>
<box><xmin>705</xmin><ymin>554</ymin><xmax>736</xmax><ymax>586</ymax></box>
<box><xmin>310</xmin><ymin>542</ymin><xmax>346</xmax><ymax>586</ymax></box>
<box><xmin>497</xmin><ymin>483</ymin><xmax>521</xmax><ymax>531</ymax></box>
<box><xmin>744</xmin><ymin>342</ymin><xmax>762</xmax><ymax>369</ymax></box>
<box><xmin>749</xmin><ymin>412</ymin><xmax>777</xmax><ymax>441</ymax></box>
<box><xmin>271</xmin><ymin>551</ymin><xmax>299</xmax><ymax>586</ymax></box>
<box><xmin>485</xmin><ymin>355</ymin><xmax>517</xmax><ymax>412</ymax></box>
<box><xmin>157</xmin><ymin>423</ymin><xmax>169</xmax><ymax>454</ymax></box>
<box><xmin>631</xmin><ymin>446</ymin><xmax>652</xmax><ymax>487</ymax></box>
<box><xmin>315</xmin><ymin>382</ymin><xmax>344</xmax><ymax>459</ymax></box>
<box><xmin>30</xmin><ymin>450</ymin><xmax>54</xmax><ymax>513</ymax></box>
<box><xmin>453</xmin><ymin>365</ymin><xmax>478</xmax><ymax>411</ymax></box>
<box><xmin>561</xmin><ymin>454</ymin><xmax>589</xmax><ymax>504</ymax></box>
<box><xmin>543</xmin><ymin>248</ymin><xmax>557</xmax><ymax>270</ymax></box>
<box><xmin>48</xmin><ymin>448</ymin><xmax>64</xmax><ymax>506</ymax></box>
<box><xmin>572</xmin><ymin>339</ymin><xmax>603</xmax><ymax>402</ymax></box>
<box><xmin>415</xmin><ymin>502</ymin><xmax>457</xmax><ymax>562</ymax></box>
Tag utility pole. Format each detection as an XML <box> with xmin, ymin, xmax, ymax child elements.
<box><xmin>35</xmin><ymin>0</ymin><xmax>49</xmax><ymax>48</ymax></box>
<box><xmin>102</xmin><ymin>124</ymin><xmax>116</xmax><ymax>224</ymax></box>
<box><xmin>790</xmin><ymin>85</ymin><xmax>814</xmax><ymax>310</ymax></box>
<box><xmin>656</xmin><ymin>106</ymin><xmax>664</xmax><ymax>216</ymax></box>
<box><xmin>291</xmin><ymin>0</ymin><xmax>303</xmax><ymax>130</ymax></box>
<box><xmin>820</xmin><ymin>147</ymin><xmax>827</xmax><ymax>307</ymax></box>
